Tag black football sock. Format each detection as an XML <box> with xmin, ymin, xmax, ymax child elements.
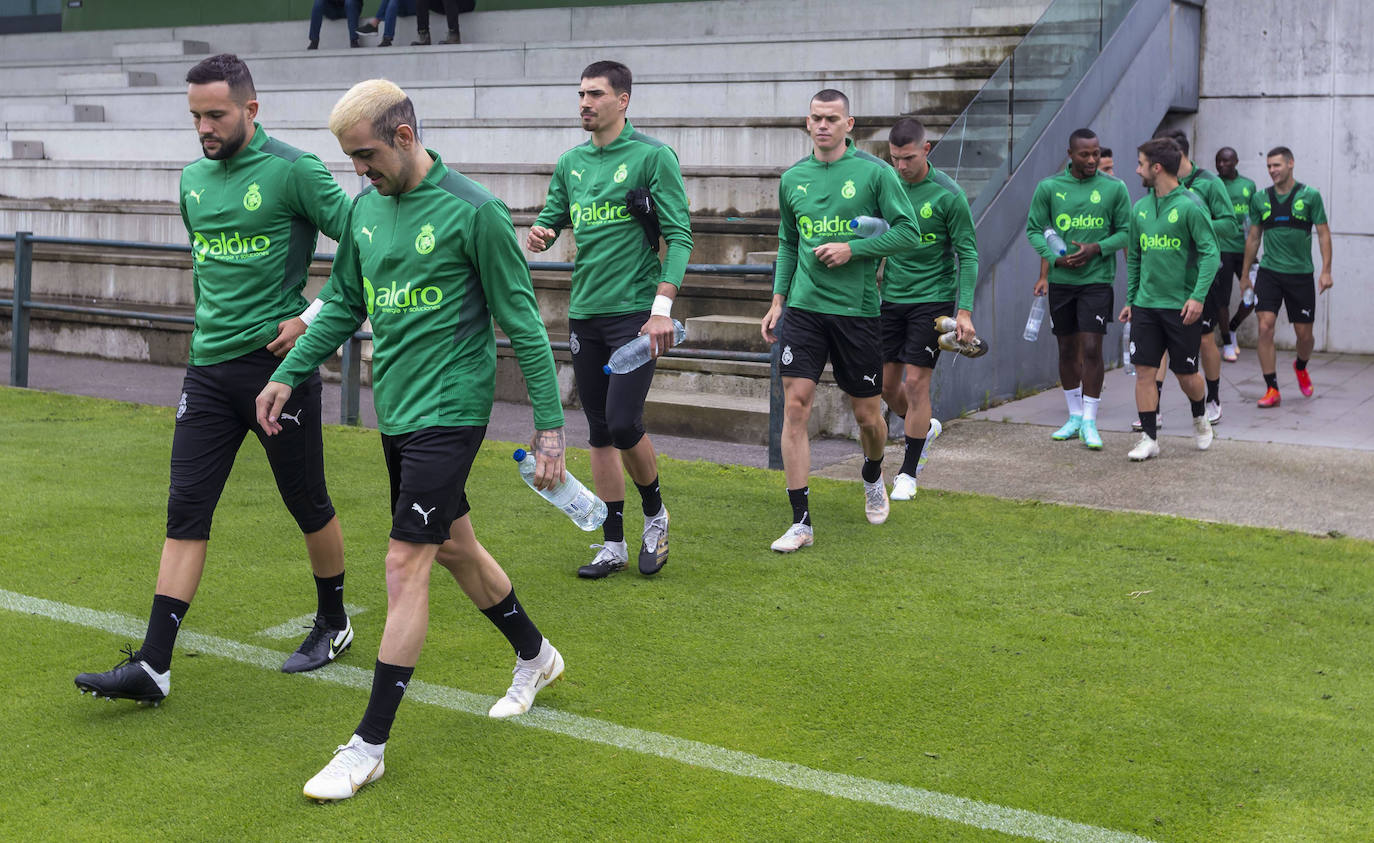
<box><xmin>139</xmin><ymin>594</ymin><xmax>189</xmax><ymax>673</ymax></box>
<box><xmin>1205</xmin><ymin>378</ymin><xmax>1220</xmax><ymax>404</ymax></box>
<box><xmin>1139</xmin><ymin>411</ymin><xmax>1157</xmax><ymax>440</ymax></box>
<box><xmin>355</xmin><ymin>660</ymin><xmax>415</xmax><ymax>745</ymax></box>
<box><xmin>602</xmin><ymin>500</ymin><xmax>625</xmax><ymax>543</ymax></box>
<box><xmin>1264</xmin><ymin>372</ymin><xmax>1279</xmax><ymax>390</ymax></box>
<box><xmin>314</xmin><ymin>572</ymin><xmax>347</xmax><ymax>629</ymax></box>
<box><xmin>898</xmin><ymin>437</ymin><xmax>926</xmax><ymax>477</ymax></box>
<box><xmin>480</xmin><ymin>589</ymin><xmax>543</xmax><ymax>661</ymax></box>
<box><xmin>787</xmin><ymin>487</ymin><xmax>811</xmax><ymax>526</ymax></box>
<box><xmin>1295</xmin><ymin>358</ymin><xmax>1309</xmax><ymax>371</ymax></box>
<box><xmin>1190</xmin><ymin>398</ymin><xmax>1206</xmax><ymax>418</ymax></box>
<box><xmin>861</xmin><ymin>457</ymin><xmax>883</xmax><ymax>483</ymax></box>
<box><xmin>635</xmin><ymin>475</ymin><xmax>663</xmax><ymax>517</ymax></box>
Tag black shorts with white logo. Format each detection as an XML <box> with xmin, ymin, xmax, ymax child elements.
<box><xmin>167</xmin><ymin>348</ymin><xmax>333</xmax><ymax>541</ymax></box>
<box><xmin>1255</xmin><ymin>267</ymin><xmax>1316</xmax><ymax>324</ymax></box>
<box><xmin>1202</xmin><ymin>252</ymin><xmax>1243</xmax><ymax>330</ymax></box>
<box><xmin>880</xmin><ymin>300</ymin><xmax>953</xmax><ymax>369</ymax></box>
<box><xmin>777</xmin><ymin>306</ymin><xmax>883</xmax><ymax>397</ymax></box>
<box><xmin>1129</xmin><ymin>306</ymin><xmax>1203</xmax><ymax>374</ymax></box>
<box><xmin>381</xmin><ymin>425</ymin><xmax>486</xmax><ymax>545</ymax></box>
<box><xmin>1048</xmin><ymin>282</ymin><xmax>1113</xmax><ymax>335</ymax></box>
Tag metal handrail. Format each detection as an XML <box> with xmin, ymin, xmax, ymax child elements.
<box><xmin>3</xmin><ymin>231</ymin><xmax>785</xmax><ymax>468</ymax></box>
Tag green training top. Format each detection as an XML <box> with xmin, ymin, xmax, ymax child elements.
<box><xmin>1025</xmin><ymin>166</ymin><xmax>1131</xmax><ymax>286</ymax></box>
<box><xmin>1219</xmin><ymin>172</ymin><xmax>1258</xmax><ymax>253</ymax></box>
<box><xmin>272</xmin><ymin>151</ymin><xmax>565</xmax><ymax>436</ymax></box>
<box><xmin>1126</xmin><ymin>185</ymin><xmax>1221</xmax><ymax>309</ymax></box>
<box><xmin>179</xmin><ymin>123</ymin><xmax>350</xmax><ymax>366</ymax></box>
<box><xmin>1249</xmin><ymin>183</ymin><xmax>1326</xmax><ymax>275</ymax></box>
<box><xmin>534</xmin><ymin>120</ymin><xmax>693</xmax><ymax>319</ymax></box>
<box><xmin>1181</xmin><ymin>165</ymin><xmax>1240</xmax><ymax>247</ymax></box>
<box><xmin>775</xmin><ymin>139</ymin><xmax>922</xmax><ymax>317</ymax></box>
<box><xmin>880</xmin><ymin>164</ymin><xmax>979</xmax><ymax>311</ymax></box>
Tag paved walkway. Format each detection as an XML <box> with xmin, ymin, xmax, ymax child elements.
<box><xmin>6</xmin><ymin>348</ymin><xmax>1373</xmax><ymax>540</ymax></box>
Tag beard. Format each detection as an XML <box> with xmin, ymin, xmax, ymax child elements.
<box><xmin>202</xmin><ymin>122</ymin><xmax>249</xmax><ymax>160</ymax></box>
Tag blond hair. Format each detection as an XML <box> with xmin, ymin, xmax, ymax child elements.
<box><xmin>329</xmin><ymin>79</ymin><xmax>416</xmax><ymax>146</ymax></box>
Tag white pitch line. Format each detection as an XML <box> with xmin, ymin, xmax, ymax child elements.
<box><xmin>2</xmin><ymin>587</ymin><xmax>1153</xmax><ymax>843</ymax></box>
<box><xmin>257</xmin><ymin>604</ymin><xmax>368</xmax><ymax>639</ymax></box>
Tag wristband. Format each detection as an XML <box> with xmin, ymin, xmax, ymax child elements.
<box><xmin>651</xmin><ymin>295</ymin><xmax>673</xmax><ymax>318</ymax></box>
<box><xmin>300</xmin><ymin>298</ymin><xmax>324</xmax><ymax>326</ymax></box>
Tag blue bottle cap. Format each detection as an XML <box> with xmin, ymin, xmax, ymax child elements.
<box><xmin>512</xmin><ymin>449</ymin><xmax>527</xmax><ymax>461</ymax></box>
<box><xmin>602</xmin><ymin>364</ymin><xmax>613</xmax><ymax>374</ymax></box>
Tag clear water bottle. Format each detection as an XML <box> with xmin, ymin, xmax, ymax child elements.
<box><xmin>513</xmin><ymin>449</ymin><xmax>607</xmax><ymax>531</ymax></box>
<box><xmin>849</xmin><ymin>216</ymin><xmax>890</xmax><ymax>238</ymax></box>
<box><xmin>1243</xmin><ymin>264</ymin><xmax>1258</xmax><ymax>306</ymax></box>
<box><xmin>602</xmin><ymin>319</ymin><xmax>687</xmax><ymax>374</ymax></box>
<box><xmin>1122</xmin><ymin>323</ymin><xmax>1135</xmax><ymax>375</ymax></box>
<box><xmin>1023</xmin><ymin>294</ymin><xmax>1047</xmax><ymax>341</ymax></box>
<box><xmin>1043</xmin><ymin>227</ymin><xmax>1068</xmax><ymax>256</ymax></box>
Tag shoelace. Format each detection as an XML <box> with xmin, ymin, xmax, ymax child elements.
<box><xmin>587</xmin><ymin>544</ymin><xmax>622</xmax><ymax>566</ymax></box>
<box><xmin>114</xmin><ymin>643</ymin><xmax>141</xmax><ymax>668</ymax></box>
<box><xmin>322</xmin><ymin>743</ymin><xmax>374</xmax><ymax>777</ymax></box>
<box><xmin>865</xmin><ymin>482</ymin><xmax>886</xmax><ymax>508</ymax></box>
<box><xmin>642</xmin><ymin>515</ymin><xmax>667</xmax><ymax>553</ymax></box>
<box><xmin>296</xmin><ymin>619</ymin><xmax>338</xmax><ymax>652</ymax></box>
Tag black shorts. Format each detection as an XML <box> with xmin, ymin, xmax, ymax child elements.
<box><xmin>569</xmin><ymin>312</ymin><xmax>655</xmax><ymax>450</ymax></box>
<box><xmin>777</xmin><ymin>307</ymin><xmax>883</xmax><ymax>397</ymax></box>
<box><xmin>1255</xmin><ymin>267</ymin><xmax>1316</xmax><ymax>324</ymax></box>
<box><xmin>381</xmin><ymin>425</ymin><xmax>486</xmax><ymax>545</ymax></box>
<box><xmin>1048</xmin><ymin>283</ymin><xmax>1113</xmax><ymax>335</ymax></box>
<box><xmin>1129</xmin><ymin>307</ymin><xmax>1203</xmax><ymax>374</ymax></box>
<box><xmin>880</xmin><ymin>300</ymin><xmax>952</xmax><ymax>369</ymax></box>
<box><xmin>1203</xmin><ymin>252</ymin><xmax>1243</xmax><ymax>330</ymax></box>
<box><xmin>167</xmin><ymin>348</ymin><xmax>334</xmax><ymax>541</ymax></box>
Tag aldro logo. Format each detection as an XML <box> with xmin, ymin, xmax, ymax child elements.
<box><xmin>361</xmin><ymin>276</ymin><xmax>444</xmax><ymax>316</ymax></box>
<box><xmin>796</xmin><ymin>215</ymin><xmax>853</xmax><ymax>240</ymax></box>
<box><xmin>415</xmin><ymin>223</ymin><xmax>436</xmax><ymax>255</ymax></box>
<box><xmin>243</xmin><ymin>183</ymin><xmax>262</xmax><ymax>211</ymax></box>
<box><xmin>1055</xmin><ymin>212</ymin><xmax>1107</xmax><ymax>231</ymax></box>
<box><xmin>569</xmin><ymin>201</ymin><xmax>630</xmax><ymax>231</ymax></box>
<box><xmin>1139</xmin><ymin>232</ymin><xmax>1182</xmax><ymax>252</ymax></box>
<box><xmin>193</xmin><ymin>231</ymin><xmax>270</xmax><ymax>263</ymax></box>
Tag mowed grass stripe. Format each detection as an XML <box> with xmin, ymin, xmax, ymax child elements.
<box><xmin>1</xmin><ymin>587</ymin><xmax>1153</xmax><ymax>843</ymax></box>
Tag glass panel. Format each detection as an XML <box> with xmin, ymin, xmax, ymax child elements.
<box><xmin>929</xmin><ymin>58</ymin><xmax>1012</xmax><ymax>219</ymax></box>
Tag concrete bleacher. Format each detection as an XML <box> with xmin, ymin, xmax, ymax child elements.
<box><xmin>1</xmin><ymin>0</ymin><xmax>1054</xmax><ymax>442</ymax></box>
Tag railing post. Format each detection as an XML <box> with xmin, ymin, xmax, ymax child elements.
<box><xmin>767</xmin><ymin>269</ymin><xmax>784</xmax><ymax>470</ymax></box>
<box><xmin>10</xmin><ymin>231</ymin><xmax>33</xmax><ymax>388</ymax></box>
<box><xmin>340</xmin><ymin>333</ymin><xmax>361</xmax><ymax>425</ymax></box>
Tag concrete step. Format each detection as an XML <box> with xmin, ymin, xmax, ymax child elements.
<box><xmin>0</xmin><ymin>103</ymin><xmax>104</xmax><ymax>123</ymax></box>
<box><xmin>112</xmin><ymin>40</ymin><xmax>211</xmax><ymax>58</ymax></box>
<box><xmin>685</xmin><ymin>314</ymin><xmax>772</xmax><ymax>353</ymax></box>
<box><xmin>642</xmin><ymin>387</ymin><xmax>771</xmax><ymax>445</ymax></box>
<box><xmin>57</xmin><ymin>70</ymin><xmax>157</xmax><ymax>89</ymax></box>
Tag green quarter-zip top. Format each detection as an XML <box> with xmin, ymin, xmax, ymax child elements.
<box><xmin>1219</xmin><ymin>172</ymin><xmax>1258</xmax><ymax>252</ymax></box>
<box><xmin>1126</xmin><ymin>185</ymin><xmax>1221</xmax><ymax>309</ymax></box>
<box><xmin>534</xmin><ymin>120</ymin><xmax>693</xmax><ymax>319</ymax></box>
<box><xmin>1249</xmin><ymin>183</ymin><xmax>1326</xmax><ymax>274</ymax></box>
<box><xmin>1025</xmin><ymin>167</ymin><xmax>1131</xmax><ymax>285</ymax></box>
<box><xmin>272</xmin><ymin>151</ymin><xmax>564</xmax><ymax>436</ymax></box>
<box><xmin>775</xmin><ymin>140</ymin><xmax>922</xmax><ymax>317</ymax></box>
<box><xmin>179</xmin><ymin>123</ymin><xmax>350</xmax><ymax>366</ymax></box>
<box><xmin>880</xmin><ymin>164</ymin><xmax>978</xmax><ymax>310</ymax></box>
<box><xmin>1181</xmin><ymin>166</ymin><xmax>1240</xmax><ymax>246</ymax></box>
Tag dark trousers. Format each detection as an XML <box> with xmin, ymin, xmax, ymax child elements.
<box><xmin>416</xmin><ymin>0</ymin><xmax>462</xmax><ymax>34</ymax></box>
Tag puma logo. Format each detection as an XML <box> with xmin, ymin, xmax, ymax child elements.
<box><xmin>923</xmin><ymin>346</ymin><xmax>935</xmax><ymax>355</ymax></box>
<box><xmin>395</xmin><ymin>681</ymin><xmax>407</xmax><ymax>690</ymax></box>
<box><xmin>360</xmin><ymin>226</ymin><xmax>374</xmax><ymax>244</ymax></box>
<box><xmin>862</xmin><ymin>373</ymin><xmax>877</xmax><ymax>385</ymax></box>
<box><xmin>187</xmin><ymin>189</ymin><xmax>204</xmax><ymax>204</ymax></box>
<box><xmin>169</xmin><ymin>613</ymin><xmax>182</xmax><ymax>627</ymax></box>
<box><xmin>1055</xmin><ymin>192</ymin><xmax>1067</xmax><ymax>200</ymax></box>
<box><xmin>796</xmin><ymin>184</ymin><xmax>809</xmax><ymax>195</ymax></box>
<box><xmin>1185</xmin><ymin>356</ymin><xmax>1196</xmax><ymax>366</ymax></box>
<box><xmin>411</xmin><ymin>503</ymin><xmax>436</xmax><ymax>525</ymax></box>
<box><xmin>1301</xmin><ymin>308</ymin><xmax>1311</xmax><ymax>317</ymax></box>
<box><xmin>279</xmin><ymin>410</ymin><xmax>302</xmax><ymax>426</ymax></box>
<box><xmin>1095</xmin><ymin>315</ymin><xmax>1105</xmax><ymax>325</ymax></box>
<box><xmin>502</xmin><ymin>606</ymin><xmax>519</xmax><ymax>618</ymax></box>
<box><xmin>570</xmin><ymin>169</ymin><xmax>583</xmax><ymax>181</ymax></box>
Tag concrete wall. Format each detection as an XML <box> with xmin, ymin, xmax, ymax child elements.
<box><xmin>1192</xmin><ymin>0</ymin><xmax>1372</xmax><ymax>354</ymax></box>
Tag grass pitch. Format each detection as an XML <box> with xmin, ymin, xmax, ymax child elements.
<box><xmin>3</xmin><ymin>387</ymin><xmax>1373</xmax><ymax>841</ymax></box>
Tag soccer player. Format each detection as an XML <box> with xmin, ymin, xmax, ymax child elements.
<box><xmin>760</xmin><ymin>89</ymin><xmax>921</xmax><ymax>551</ymax></box>
<box><xmin>1026</xmin><ymin>128</ymin><xmax>1131</xmax><ymax>450</ymax></box>
<box><xmin>1141</xmin><ymin>130</ymin><xmax>1238</xmax><ymax>425</ymax></box>
<box><xmin>1215</xmin><ymin>146</ymin><xmax>1257</xmax><ymax>362</ymax></box>
<box><xmin>74</xmin><ymin>54</ymin><xmax>355</xmax><ymax>705</ymax></box>
<box><xmin>526</xmin><ymin>60</ymin><xmax>692</xmax><ymax>579</ymax></box>
<box><xmin>1120</xmin><ymin>138</ymin><xmax>1220</xmax><ymax>461</ymax></box>
<box><xmin>1242</xmin><ymin>145</ymin><xmax>1333</xmax><ymax>407</ymax></box>
<box><xmin>257</xmin><ymin>80</ymin><xmax>569</xmax><ymax>800</ymax></box>
<box><xmin>1099</xmin><ymin>147</ymin><xmax>1115</xmax><ymax>176</ymax></box>
<box><xmin>879</xmin><ymin>117</ymin><xmax>978</xmax><ymax>500</ymax></box>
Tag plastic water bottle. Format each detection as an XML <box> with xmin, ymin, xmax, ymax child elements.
<box><xmin>1043</xmin><ymin>227</ymin><xmax>1068</xmax><ymax>256</ymax></box>
<box><xmin>513</xmin><ymin>449</ymin><xmax>606</xmax><ymax>531</ymax></box>
<box><xmin>1023</xmin><ymin>294</ymin><xmax>1047</xmax><ymax>341</ymax></box>
<box><xmin>602</xmin><ymin>319</ymin><xmax>687</xmax><ymax>375</ymax></box>
<box><xmin>1243</xmin><ymin>265</ymin><xmax>1258</xmax><ymax>306</ymax></box>
<box><xmin>1122</xmin><ymin>323</ymin><xmax>1135</xmax><ymax>375</ymax></box>
<box><xmin>849</xmin><ymin>216</ymin><xmax>890</xmax><ymax>238</ymax></box>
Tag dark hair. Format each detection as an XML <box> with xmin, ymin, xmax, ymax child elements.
<box><xmin>1153</xmin><ymin>128</ymin><xmax>1189</xmax><ymax>156</ymax></box>
<box><xmin>1099</xmin><ymin>147</ymin><xmax>1113</xmax><ymax>158</ymax></box>
<box><xmin>1216</xmin><ymin>146</ymin><xmax>1237</xmax><ymax>159</ymax></box>
<box><xmin>1068</xmin><ymin>128</ymin><xmax>1097</xmax><ymax>146</ymax></box>
<box><xmin>581</xmin><ymin>60</ymin><xmax>632</xmax><ymax>96</ymax></box>
<box><xmin>812</xmin><ymin>88</ymin><xmax>850</xmax><ymax>115</ymax></box>
<box><xmin>376</xmin><ymin>97</ymin><xmax>418</xmax><ymax>148</ymax></box>
<box><xmin>1267</xmin><ymin>145</ymin><xmax>1294</xmax><ymax>161</ymax></box>
<box><xmin>185</xmin><ymin>53</ymin><xmax>255</xmax><ymax>102</ymax></box>
<box><xmin>888</xmin><ymin>117</ymin><xmax>927</xmax><ymax>147</ymax></box>
<box><xmin>1138</xmin><ymin>137</ymin><xmax>1182</xmax><ymax>176</ymax></box>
